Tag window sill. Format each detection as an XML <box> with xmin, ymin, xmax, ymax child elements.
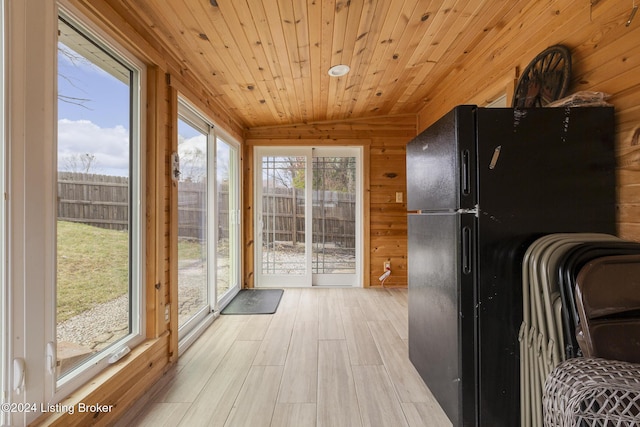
<box><xmin>31</xmin><ymin>332</ymin><xmax>171</xmax><ymax>426</ymax></box>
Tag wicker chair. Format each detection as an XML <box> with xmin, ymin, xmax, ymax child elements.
<box><xmin>543</xmin><ymin>357</ymin><xmax>640</xmax><ymax>426</ymax></box>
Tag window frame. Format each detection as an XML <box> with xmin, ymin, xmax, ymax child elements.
<box><xmin>214</xmin><ymin>132</ymin><xmax>241</xmax><ymax>309</ymax></box>
<box><xmin>176</xmin><ymin>98</ymin><xmax>215</xmax><ymax>342</ymax></box>
<box><xmin>52</xmin><ymin>5</ymin><xmax>146</xmax><ymax>399</ymax></box>
<box><xmin>175</xmin><ymin>97</ymin><xmax>242</xmax><ymax>354</ymax></box>
<box><xmin>0</xmin><ymin>1</ymin><xmax>7</xmax><ymax>424</ymax></box>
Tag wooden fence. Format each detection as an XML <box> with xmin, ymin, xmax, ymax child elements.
<box><xmin>58</xmin><ymin>172</ymin><xmax>129</xmax><ymax>231</ymax></box>
<box><xmin>58</xmin><ymin>173</ymin><xmax>355</xmax><ymax>247</ymax></box>
<box><xmin>262</xmin><ymin>187</ymin><xmax>356</xmax><ymax>249</ymax></box>
<box><xmin>57</xmin><ymin>172</ymin><xmax>229</xmax><ymax>239</ymax></box>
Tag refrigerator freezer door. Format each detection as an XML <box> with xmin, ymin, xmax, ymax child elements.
<box><xmin>476</xmin><ymin>107</ymin><xmax>616</xmax><ymax>233</ymax></box>
<box><xmin>408</xmin><ymin>212</ymin><xmax>477</xmax><ymax>427</ymax></box>
<box><xmin>406</xmin><ymin>105</ymin><xmax>476</xmax><ymax>212</ymax></box>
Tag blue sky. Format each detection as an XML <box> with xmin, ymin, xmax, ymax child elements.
<box><xmin>58</xmin><ymin>41</ymin><xmax>229</xmax><ymax>180</ymax></box>
<box><xmin>58</xmin><ymin>43</ymin><xmax>131</xmax><ymax>176</ymax></box>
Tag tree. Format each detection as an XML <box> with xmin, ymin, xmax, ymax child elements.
<box><xmin>61</xmin><ymin>153</ymin><xmax>99</xmax><ymax>173</ymax></box>
<box><xmin>58</xmin><ymin>44</ymin><xmax>92</xmax><ymax>110</ymax></box>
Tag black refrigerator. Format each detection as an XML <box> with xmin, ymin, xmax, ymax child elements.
<box><xmin>406</xmin><ymin>105</ymin><xmax>616</xmax><ymax>426</ymax></box>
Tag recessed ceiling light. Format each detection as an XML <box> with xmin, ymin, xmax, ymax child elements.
<box><xmin>328</xmin><ymin>64</ymin><xmax>350</xmax><ymax>77</ymax></box>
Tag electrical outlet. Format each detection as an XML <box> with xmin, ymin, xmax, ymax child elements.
<box><xmin>395</xmin><ymin>192</ymin><xmax>403</xmax><ymax>203</ymax></box>
<box><xmin>165</xmin><ymin>304</ymin><xmax>170</xmax><ymax>323</ymax></box>
<box><xmin>384</xmin><ymin>261</ymin><xmax>391</xmax><ymax>271</ymax></box>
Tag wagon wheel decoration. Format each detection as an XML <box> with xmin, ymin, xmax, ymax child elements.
<box><xmin>512</xmin><ymin>45</ymin><xmax>572</xmax><ymax>108</ymax></box>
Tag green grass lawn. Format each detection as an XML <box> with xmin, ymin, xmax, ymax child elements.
<box><xmin>56</xmin><ymin>221</ymin><xmax>129</xmax><ymax>323</ymax></box>
<box><xmin>57</xmin><ymin>221</ymin><xmax>207</xmax><ymax>323</ymax></box>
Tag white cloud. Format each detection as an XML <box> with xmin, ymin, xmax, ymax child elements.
<box><xmin>177</xmin><ymin>134</ymin><xmax>207</xmax><ymax>182</ymax></box>
<box><xmin>178</xmin><ymin>134</ymin><xmax>206</xmax><ymax>156</ymax></box>
<box><xmin>58</xmin><ymin>119</ymin><xmax>130</xmax><ymax>176</ymax></box>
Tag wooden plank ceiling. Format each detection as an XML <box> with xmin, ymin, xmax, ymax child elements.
<box><xmin>117</xmin><ymin>0</ymin><xmax>528</xmax><ymax>129</ymax></box>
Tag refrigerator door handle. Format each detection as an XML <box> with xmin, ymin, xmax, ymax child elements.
<box><xmin>461</xmin><ymin>150</ymin><xmax>471</xmax><ymax>196</ymax></box>
<box><xmin>462</xmin><ymin>226</ymin><xmax>473</xmax><ymax>274</ymax></box>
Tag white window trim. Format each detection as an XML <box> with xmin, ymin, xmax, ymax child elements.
<box><xmin>6</xmin><ymin>0</ymin><xmax>58</xmax><ymax>424</ymax></box>
<box><xmin>0</xmin><ymin>1</ymin><xmax>7</xmax><ymax>425</ymax></box>
<box><xmin>52</xmin><ymin>5</ymin><xmax>147</xmax><ymax>400</ymax></box>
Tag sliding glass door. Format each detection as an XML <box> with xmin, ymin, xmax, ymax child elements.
<box><xmin>176</xmin><ymin>113</ymin><xmax>211</xmax><ymax>334</ymax></box>
<box><xmin>215</xmin><ymin>137</ymin><xmax>240</xmax><ymax>307</ymax></box>
<box><xmin>255</xmin><ymin>147</ymin><xmax>362</xmax><ymax>287</ymax></box>
<box><xmin>177</xmin><ymin>100</ymin><xmax>241</xmax><ymax>342</ymax></box>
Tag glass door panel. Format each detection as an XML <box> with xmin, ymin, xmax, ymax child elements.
<box><xmin>312</xmin><ymin>156</ymin><xmax>357</xmax><ymax>286</ymax></box>
<box><xmin>177</xmin><ymin>118</ymin><xmax>209</xmax><ymax>331</ymax></box>
<box><xmin>257</xmin><ymin>151</ymin><xmax>311</xmax><ymax>287</ymax></box>
<box><xmin>216</xmin><ymin>138</ymin><xmax>239</xmax><ymax>304</ymax></box>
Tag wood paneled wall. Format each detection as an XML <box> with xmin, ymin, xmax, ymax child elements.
<box><xmin>417</xmin><ymin>0</ymin><xmax>640</xmax><ymax>242</ymax></box>
<box><xmin>245</xmin><ymin>115</ymin><xmax>416</xmax><ymax>288</ymax></box>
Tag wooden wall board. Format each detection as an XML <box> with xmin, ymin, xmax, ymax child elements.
<box><xmin>415</xmin><ymin>0</ymin><xmax>640</xmax><ymax>241</ymax></box>
<box><xmin>244</xmin><ymin>114</ymin><xmax>417</xmax><ymax>140</ymax></box>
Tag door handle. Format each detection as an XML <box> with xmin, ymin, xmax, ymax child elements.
<box><xmin>461</xmin><ymin>150</ymin><xmax>470</xmax><ymax>196</ymax></box>
<box><xmin>13</xmin><ymin>358</ymin><xmax>25</xmax><ymax>394</ymax></box>
<box><xmin>462</xmin><ymin>226</ymin><xmax>472</xmax><ymax>275</ymax></box>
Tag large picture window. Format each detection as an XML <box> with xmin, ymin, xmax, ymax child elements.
<box><xmin>55</xmin><ymin>12</ymin><xmax>144</xmax><ymax>390</ymax></box>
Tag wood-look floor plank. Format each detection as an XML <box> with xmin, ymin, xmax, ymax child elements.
<box><xmin>253</xmin><ymin>312</ymin><xmax>296</xmax><ymax>366</ymax></box>
<box><xmin>177</xmin><ymin>340</ymin><xmax>260</xmax><ymax>427</ymax></box>
<box><xmin>317</xmin><ymin>340</ymin><xmax>362</xmax><ymax>427</ymax></box>
<box><xmin>341</xmin><ymin>305</ymin><xmax>383</xmax><ymax>366</ymax></box>
<box><xmin>318</xmin><ymin>295</ymin><xmax>345</xmax><ymax>340</ymax></box>
<box><xmin>296</xmin><ymin>289</ymin><xmax>319</xmax><ymax>322</ymax></box>
<box><xmin>384</xmin><ymin>290</ymin><xmax>409</xmax><ymax>340</ymax></box>
<box><xmin>176</xmin><ymin>315</ymin><xmax>246</xmax><ymax>368</ymax></box>
<box><xmin>368</xmin><ymin>319</ymin><xmax>433</xmax><ymax>403</ymax></box>
<box><xmin>270</xmin><ymin>403</ymin><xmax>317</xmax><ymax>427</ymax></box>
<box><xmin>278</xmin><ymin>320</ymin><xmax>318</xmax><ymax>403</ymax></box>
<box><xmin>224</xmin><ymin>365</ymin><xmax>283</xmax><ymax>427</ymax></box>
<box><xmin>352</xmin><ymin>365</ymin><xmax>409</xmax><ymax>427</ymax></box>
<box><xmin>276</xmin><ymin>288</ymin><xmax>301</xmax><ymax>313</ymax></box>
<box><xmin>236</xmin><ymin>314</ymin><xmax>273</xmax><ymax>341</ymax></box>
<box><xmin>337</xmin><ymin>288</ymin><xmax>362</xmax><ymax>308</ymax></box>
<box><xmin>129</xmin><ymin>402</ymin><xmax>191</xmax><ymax>426</ymax></box>
<box><xmin>127</xmin><ymin>288</ymin><xmax>451</xmax><ymax>427</ymax></box>
<box><xmin>357</xmin><ymin>288</ymin><xmax>390</xmax><ymax>321</ymax></box>
<box><xmin>402</xmin><ymin>402</ymin><xmax>452</xmax><ymax>427</ymax></box>
<box><xmin>388</xmin><ymin>288</ymin><xmax>408</xmax><ymax>308</ymax></box>
<box><xmin>155</xmin><ymin>316</ymin><xmax>248</xmax><ymax>403</ymax></box>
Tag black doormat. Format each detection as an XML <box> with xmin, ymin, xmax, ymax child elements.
<box><xmin>221</xmin><ymin>289</ymin><xmax>284</xmax><ymax>315</ymax></box>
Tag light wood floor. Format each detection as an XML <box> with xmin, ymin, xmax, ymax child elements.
<box><xmin>127</xmin><ymin>288</ymin><xmax>452</xmax><ymax>427</ymax></box>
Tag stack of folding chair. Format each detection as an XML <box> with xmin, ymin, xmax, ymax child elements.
<box><xmin>543</xmin><ymin>244</ymin><xmax>640</xmax><ymax>426</ymax></box>
<box><xmin>519</xmin><ymin>233</ymin><xmax>622</xmax><ymax>427</ymax></box>
<box><xmin>573</xmin><ymin>254</ymin><xmax>640</xmax><ymax>363</ymax></box>
<box><xmin>521</xmin><ymin>233</ymin><xmax>640</xmax><ymax>426</ymax></box>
